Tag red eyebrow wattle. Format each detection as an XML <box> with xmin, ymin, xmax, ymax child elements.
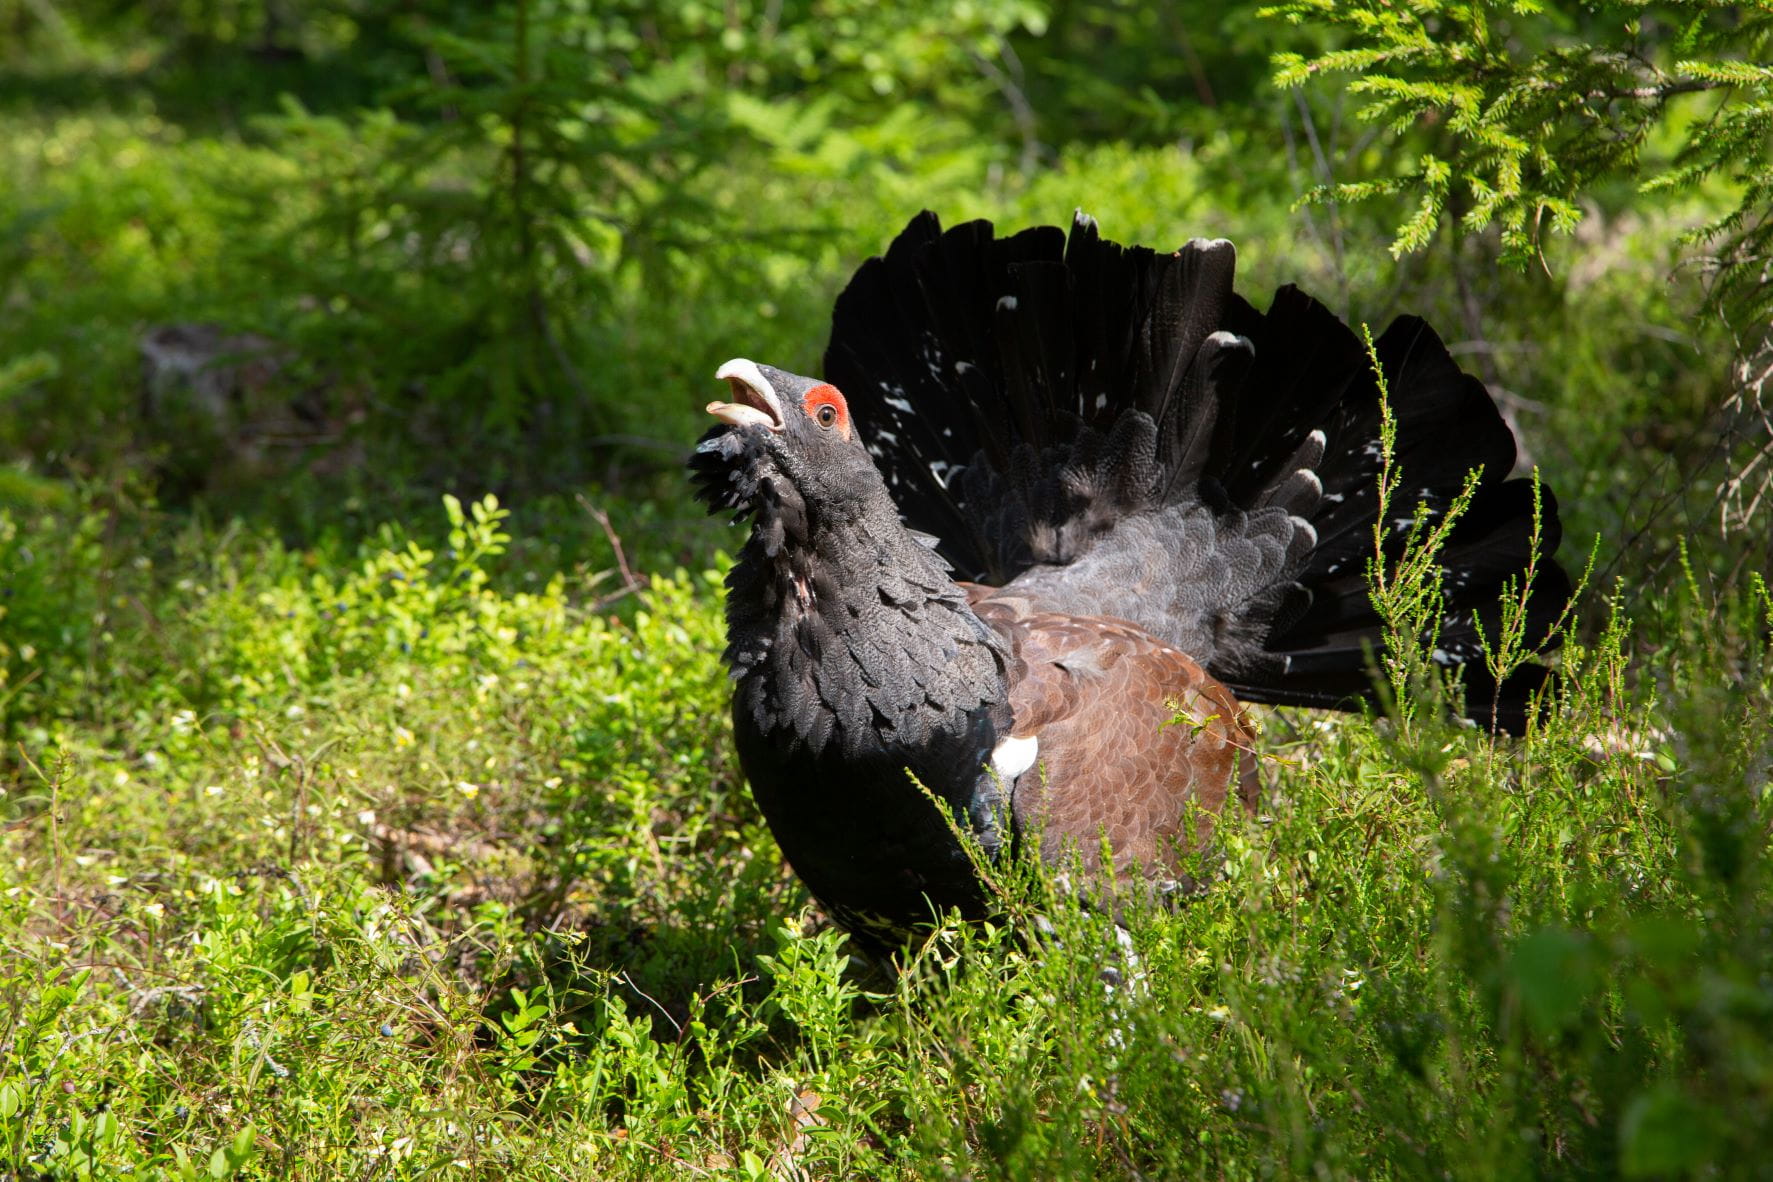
<box><xmin>803</xmin><ymin>384</ymin><xmax>851</xmax><ymax>437</ymax></box>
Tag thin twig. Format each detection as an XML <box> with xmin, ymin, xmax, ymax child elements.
<box><xmin>1292</xmin><ymin>88</ymin><xmax>1348</xmax><ymax>306</ymax></box>
<box><xmin>576</xmin><ymin>495</ymin><xmax>645</xmax><ymax>609</ymax></box>
<box><xmin>972</xmin><ymin>40</ymin><xmax>1042</xmax><ymax>177</ymax></box>
<box><xmin>616</xmin><ymin>970</ymin><xmax>683</xmax><ymax>1038</ymax></box>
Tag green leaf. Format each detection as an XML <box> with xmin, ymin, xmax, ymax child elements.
<box><xmin>0</xmin><ymin>352</ymin><xmax>58</xmax><ymax>403</ymax></box>
<box><xmin>1621</xmin><ymin>1083</ymin><xmax>1717</xmax><ymax>1176</ymax></box>
<box><xmin>1510</xmin><ymin>926</ymin><xmax>1598</xmax><ymax>1038</ymax></box>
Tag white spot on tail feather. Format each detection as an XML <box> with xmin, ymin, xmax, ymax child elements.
<box><xmin>992</xmin><ymin>735</ymin><xmax>1039</xmax><ymax>781</ymax></box>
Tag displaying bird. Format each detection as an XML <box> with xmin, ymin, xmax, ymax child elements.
<box><xmin>689</xmin><ymin>211</ymin><xmax>1570</xmax><ymax>955</ymax></box>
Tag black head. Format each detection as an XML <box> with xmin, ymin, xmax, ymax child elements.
<box><xmin>688</xmin><ymin>358</ymin><xmax>882</xmax><ymax>523</ymax></box>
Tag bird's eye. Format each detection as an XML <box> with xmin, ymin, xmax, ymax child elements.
<box><xmin>802</xmin><ymin>383</ymin><xmax>850</xmax><ymax>438</ymax></box>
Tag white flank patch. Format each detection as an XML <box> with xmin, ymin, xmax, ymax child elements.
<box><xmin>991</xmin><ymin>734</ymin><xmax>1040</xmax><ymax>781</ymax></box>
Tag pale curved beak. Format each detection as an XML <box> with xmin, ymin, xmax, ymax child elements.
<box><xmin>708</xmin><ymin>358</ymin><xmax>785</xmax><ymax>432</ymax></box>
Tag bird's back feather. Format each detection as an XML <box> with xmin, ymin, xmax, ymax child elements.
<box><xmin>826</xmin><ymin>211</ymin><xmax>1571</xmax><ymax>732</ymax></box>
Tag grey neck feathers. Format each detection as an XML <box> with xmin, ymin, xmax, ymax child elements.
<box><xmin>722</xmin><ymin>476</ymin><xmax>1009</xmax><ymax>760</ymax></box>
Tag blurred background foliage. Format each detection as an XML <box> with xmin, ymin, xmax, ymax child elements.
<box><xmin>0</xmin><ymin>1</ymin><xmax>1744</xmax><ymax>510</ymax></box>
<box><xmin>1</xmin><ymin>0</ymin><xmax>1760</xmax><ymax>550</ymax></box>
<box><xmin>3</xmin><ymin>0</ymin><xmax>1766</xmax><ymax>865</ymax></box>
<box><xmin>1</xmin><ymin>3</ymin><xmax>1771</xmax><ymax>1177</ymax></box>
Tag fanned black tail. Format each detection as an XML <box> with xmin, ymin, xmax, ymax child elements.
<box><xmin>824</xmin><ymin>211</ymin><xmax>1572</xmax><ymax>733</ymax></box>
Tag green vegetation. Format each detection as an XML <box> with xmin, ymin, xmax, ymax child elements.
<box><xmin>2</xmin><ymin>1</ymin><xmax>1769</xmax><ymax>1177</ymax></box>
<box><xmin>1267</xmin><ymin>0</ymin><xmax>1773</xmax><ymax>326</ymax></box>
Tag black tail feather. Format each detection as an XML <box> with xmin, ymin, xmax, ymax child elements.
<box><xmin>824</xmin><ymin>211</ymin><xmax>1571</xmax><ymax>733</ymax></box>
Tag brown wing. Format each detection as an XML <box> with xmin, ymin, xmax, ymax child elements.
<box><xmin>969</xmin><ymin>586</ymin><xmax>1259</xmax><ymax>884</ymax></box>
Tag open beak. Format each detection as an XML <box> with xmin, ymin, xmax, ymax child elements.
<box><xmin>708</xmin><ymin>358</ymin><xmax>785</xmax><ymax>432</ymax></box>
